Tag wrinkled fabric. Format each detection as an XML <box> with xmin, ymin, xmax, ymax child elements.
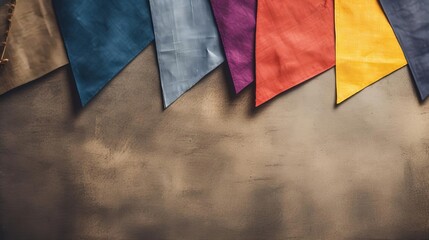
<box><xmin>255</xmin><ymin>0</ymin><xmax>335</xmax><ymax>106</ymax></box>
<box><xmin>0</xmin><ymin>0</ymin><xmax>68</xmax><ymax>95</ymax></box>
<box><xmin>379</xmin><ymin>0</ymin><xmax>429</xmax><ymax>101</ymax></box>
<box><xmin>210</xmin><ymin>0</ymin><xmax>256</xmax><ymax>93</ymax></box>
<box><xmin>335</xmin><ymin>0</ymin><xmax>407</xmax><ymax>104</ymax></box>
<box><xmin>0</xmin><ymin>0</ymin><xmax>13</xmax><ymax>65</ymax></box>
<box><xmin>53</xmin><ymin>0</ymin><xmax>154</xmax><ymax>106</ymax></box>
<box><xmin>150</xmin><ymin>0</ymin><xmax>224</xmax><ymax>108</ymax></box>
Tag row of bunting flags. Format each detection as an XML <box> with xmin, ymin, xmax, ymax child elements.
<box><xmin>0</xmin><ymin>0</ymin><xmax>428</xmax><ymax>108</ymax></box>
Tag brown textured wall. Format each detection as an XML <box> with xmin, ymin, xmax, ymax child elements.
<box><xmin>0</xmin><ymin>45</ymin><xmax>428</xmax><ymax>240</ymax></box>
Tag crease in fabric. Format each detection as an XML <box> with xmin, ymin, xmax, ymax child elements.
<box><xmin>210</xmin><ymin>0</ymin><xmax>256</xmax><ymax>93</ymax></box>
<box><xmin>149</xmin><ymin>0</ymin><xmax>224</xmax><ymax>108</ymax></box>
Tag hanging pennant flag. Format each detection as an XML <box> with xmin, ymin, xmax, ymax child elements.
<box><xmin>255</xmin><ymin>0</ymin><xmax>335</xmax><ymax>106</ymax></box>
<box><xmin>210</xmin><ymin>0</ymin><xmax>256</xmax><ymax>93</ymax></box>
<box><xmin>53</xmin><ymin>0</ymin><xmax>154</xmax><ymax>106</ymax></box>
<box><xmin>0</xmin><ymin>0</ymin><xmax>68</xmax><ymax>95</ymax></box>
<box><xmin>149</xmin><ymin>0</ymin><xmax>224</xmax><ymax>108</ymax></box>
<box><xmin>335</xmin><ymin>0</ymin><xmax>407</xmax><ymax>104</ymax></box>
<box><xmin>379</xmin><ymin>0</ymin><xmax>429</xmax><ymax>101</ymax></box>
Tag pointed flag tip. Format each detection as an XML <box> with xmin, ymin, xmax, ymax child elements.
<box><xmin>256</xmin><ymin>0</ymin><xmax>335</xmax><ymax>106</ymax></box>
<box><xmin>55</xmin><ymin>0</ymin><xmax>154</xmax><ymax>106</ymax></box>
<box><xmin>336</xmin><ymin>90</ymin><xmax>355</xmax><ymax>105</ymax></box>
<box><xmin>210</xmin><ymin>0</ymin><xmax>256</xmax><ymax>93</ymax></box>
<box><xmin>151</xmin><ymin>0</ymin><xmax>224</xmax><ymax>108</ymax></box>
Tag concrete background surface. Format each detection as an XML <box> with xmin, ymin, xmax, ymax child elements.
<box><xmin>1</xmin><ymin>45</ymin><xmax>428</xmax><ymax>240</ymax></box>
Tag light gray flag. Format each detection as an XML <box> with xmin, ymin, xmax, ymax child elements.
<box><xmin>149</xmin><ymin>0</ymin><xmax>224</xmax><ymax>108</ymax></box>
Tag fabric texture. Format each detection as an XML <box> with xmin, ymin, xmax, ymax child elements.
<box><xmin>150</xmin><ymin>0</ymin><xmax>224</xmax><ymax>108</ymax></box>
<box><xmin>0</xmin><ymin>0</ymin><xmax>14</xmax><ymax>65</ymax></box>
<box><xmin>255</xmin><ymin>0</ymin><xmax>335</xmax><ymax>106</ymax></box>
<box><xmin>379</xmin><ymin>0</ymin><xmax>429</xmax><ymax>101</ymax></box>
<box><xmin>53</xmin><ymin>0</ymin><xmax>154</xmax><ymax>106</ymax></box>
<box><xmin>335</xmin><ymin>0</ymin><xmax>407</xmax><ymax>104</ymax></box>
<box><xmin>210</xmin><ymin>0</ymin><xmax>256</xmax><ymax>93</ymax></box>
<box><xmin>0</xmin><ymin>0</ymin><xmax>68</xmax><ymax>95</ymax></box>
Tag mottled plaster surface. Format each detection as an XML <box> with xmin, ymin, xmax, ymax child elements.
<box><xmin>0</xmin><ymin>45</ymin><xmax>428</xmax><ymax>240</ymax></box>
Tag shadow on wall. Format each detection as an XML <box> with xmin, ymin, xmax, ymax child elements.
<box><xmin>1</xmin><ymin>47</ymin><xmax>429</xmax><ymax>240</ymax></box>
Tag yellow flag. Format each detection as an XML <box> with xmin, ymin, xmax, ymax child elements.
<box><xmin>335</xmin><ymin>0</ymin><xmax>407</xmax><ymax>104</ymax></box>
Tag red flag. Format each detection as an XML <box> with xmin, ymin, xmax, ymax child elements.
<box><xmin>255</xmin><ymin>0</ymin><xmax>335</xmax><ymax>106</ymax></box>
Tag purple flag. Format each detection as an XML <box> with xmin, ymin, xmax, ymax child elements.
<box><xmin>210</xmin><ymin>0</ymin><xmax>256</xmax><ymax>93</ymax></box>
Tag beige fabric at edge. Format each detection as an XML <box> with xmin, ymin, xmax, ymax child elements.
<box><xmin>0</xmin><ymin>0</ymin><xmax>68</xmax><ymax>95</ymax></box>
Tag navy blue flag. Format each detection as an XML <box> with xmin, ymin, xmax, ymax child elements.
<box><xmin>380</xmin><ymin>0</ymin><xmax>429</xmax><ymax>101</ymax></box>
<box><xmin>53</xmin><ymin>0</ymin><xmax>154</xmax><ymax>106</ymax></box>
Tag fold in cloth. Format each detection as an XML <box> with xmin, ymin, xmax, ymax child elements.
<box><xmin>335</xmin><ymin>0</ymin><xmax>407</xmax><ymax>104</ymax></box>
<box><xmin>379</xmin><ymin>0</ymin><xmax>429</xmax><ymax>101</ymax></box>
<box><xmin>53</xmin><ymin>0</ymin><xmax>154</xmax><ymax>106</ymax></box>
<box><xmin>210</xmin><ymin>0</ymin><xmax>256</xmax><ymax>93</ymax></box>
<box><xmin>255</xmin><ymin>0</ymin><xmax>335</xmax><ymax>106</ymax></box>
<box><xmin>0</xmin><ymin>0</ymin><xmax>68</xmax><ymax>95</ymax></box>
<box><xmin>149</xmin><ymin>0</ymin><xmax>224</xmax><ymax>108</ymax></box>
